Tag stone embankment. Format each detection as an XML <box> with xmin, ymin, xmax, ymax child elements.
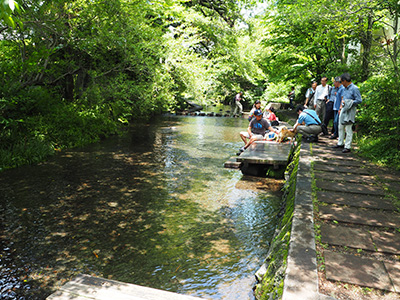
<box><xmin>255</xmin><ymin>135</ymin><xmax>400</xmax><ymax>299</ymax></box>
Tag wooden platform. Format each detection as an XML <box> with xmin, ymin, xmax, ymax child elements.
<box><xmin>224</xmin><ymin>141</ymin><xmax>294</xmax><ymax>177</ymax></box>
<box><xmin>237</xmin><ymin>141</ymin><xmax>293</xmax><ymax>167</ymax></box>
<box><xmin>47</xmin><ymin>274</ymin><xmax>205</xmax><ymax>300</ymax></box>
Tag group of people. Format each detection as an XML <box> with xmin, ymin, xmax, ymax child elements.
<box><xmin>302</xmin><ymin>72</ymin><xmax>362</xmax><ymax>152</ymax></box>
<box><xmin>236</xmin><ymin>72</ymin><xmax>362</xmax><ymax>154</ymax></box>
<box><xmin>237</xmin><ymin>102</ymin><xmax>280</xmax><ymax>154</ymax></box>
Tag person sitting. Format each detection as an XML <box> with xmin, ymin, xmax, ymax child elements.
<box><xmin>290</xmin><ymin>105</ymin><xmax>322</xmax><ymax>138</ymax></box>
<box><xmin>263</xmin><ymin>107</ymin><xmax>279</xmax><ymax>126</ymax></box>
<box><xmin>238</xmin><ymin>109</ymin><xmax>278</xmax><ymax>154</ymax></box>
<box><xmin>248</xmin><ymin>100</ymin><xmax>262</xmax><ymax>121</ymax></box>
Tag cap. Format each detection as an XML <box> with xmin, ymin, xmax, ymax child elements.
<box><xmin>254</xmin><ymin>109</ymin><xmax>263</xmax><ymax>116</ymax></box>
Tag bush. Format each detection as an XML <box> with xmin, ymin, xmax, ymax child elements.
<box><xmin>356</xmin><ymin>74</ymin><xmax>400</xmax><ymax>169</ymax></box>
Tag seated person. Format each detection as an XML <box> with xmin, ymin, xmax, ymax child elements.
<box><xmin>290</xmin><ymin>105</ymin><xmax>322</xmax><ymax>136</ymax></box>
<box><xmin>264</xmin><ymin>107</ymin><xmax>279</xmax><ymax>126</ymax></box>
<box><xmin>239</xmin><ymin>109</ymin><xmax>278</xmax><ymax>154</ymax></box>
<box><xmin>248</xmin><ymin>100</ymin><xmax>262</xmax><ymax>121</ymax></box>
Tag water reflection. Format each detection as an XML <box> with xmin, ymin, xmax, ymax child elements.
<box><xmin>0</xmin><ymin>115</ymin><xmax>283</xmax><ymax>299</ymax></box>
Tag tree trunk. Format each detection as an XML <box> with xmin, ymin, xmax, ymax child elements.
<box><xmin>360</xmin><ymin>12</ymin><xmax>373</xmax><ymax>82</ymax></box>
<box><xmin>64</xmin><ymin>73</ymin><xmax>74</xmax><ymax>102</ymax></box>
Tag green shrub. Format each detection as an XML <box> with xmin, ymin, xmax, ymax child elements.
<box><xmin>357</xmin><ymin>74</ymin><xmax>400</xmax><ymax>169</ymax></box>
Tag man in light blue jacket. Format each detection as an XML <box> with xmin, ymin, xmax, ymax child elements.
<box><xmin>330</xmin><ymin>77</ymin><xmax>344</xmax><ymax>139</ymax></box>
<box><xmin>332</xmin><ymin>73</ymin><xmax>362</xmax><ymax>153</ymax></box>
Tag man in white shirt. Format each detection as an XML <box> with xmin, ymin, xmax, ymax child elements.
<box><xmin>313</xmin><ymin>77</ymin><xmax>330</xmax><ymax>126</ymax></box>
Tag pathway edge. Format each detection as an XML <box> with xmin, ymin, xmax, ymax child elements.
<box><xmin>282</xmin><ymin>143</ymin><xmax>337</xmax><ymax>300</ymax></box>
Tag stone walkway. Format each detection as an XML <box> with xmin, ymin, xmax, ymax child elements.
<box><xmin>311</xmin><ymin>136</ymin><xmax>400</xmax><ymax>295</ymax></box>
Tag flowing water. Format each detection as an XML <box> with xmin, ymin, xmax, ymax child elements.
<box><xmin>0</xmin><ymin>113</ymin><xmax>284</xmax><ymax>299</ymax></box>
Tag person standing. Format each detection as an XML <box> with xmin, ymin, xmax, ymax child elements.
<box><xmin>323</xmin><ymin>78</ymin><xmax>336</xmax><ymax>133</ymax></box>
<box><xmin>304</xmin><ymin>81</ymin><xmax>317</xmax><ymax>109</ymax></box>
<box><xmin>332</xmin><ymin>73</ymin><xmax>362</xmax><ymax>153</ymax></box>
<box><xmin>314</xmin><ymin>77</ymin><xmax>330</xmax><ymax>125</ymax></box>
<box><xmin>288</xmin><ymin>86</ymin><xmax>295</xmax><ymax>109</ymax></box>
<box><xmin>330</xmin><ymin>77</ymin><xmax>344</xmax><ymax>139</ymax></box>
<box><xmin>233</xmin><ymin>92</ymin><xmax>243</xmax><ymax>117</ymax></box>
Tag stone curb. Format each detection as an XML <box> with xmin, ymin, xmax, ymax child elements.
<box><xmin>282</xmin><ymin>143</ymin><xmax>338</xmax><ymax>300</ymax></box>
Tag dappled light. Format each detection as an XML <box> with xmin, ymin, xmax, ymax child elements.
<box><xmin>0</xmin><ymin>116</ymin><xmax>283</xmax><ymax>299</ymax></box>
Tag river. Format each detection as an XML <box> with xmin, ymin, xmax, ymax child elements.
<box><xmin>0</xmin><ymin>113</ymin><xmax>284</xmax><ymax>299</ymax></box>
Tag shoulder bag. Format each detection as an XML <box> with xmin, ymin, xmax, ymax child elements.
<box><xmin>303</xmin><ymin>111</ymin><xmax>328</xmax><ymax>135</ymax></box>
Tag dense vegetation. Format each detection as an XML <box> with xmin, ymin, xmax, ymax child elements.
<box><xmin>1</xmin><ymin>0</ymin><xmax>400</xmax><ymax>170</ymax></box>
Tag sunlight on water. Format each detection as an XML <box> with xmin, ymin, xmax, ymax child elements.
<box><xmin>0</xmin><ymin>114</ymin><xmax>283</xmax><ymax>299</ymax></box>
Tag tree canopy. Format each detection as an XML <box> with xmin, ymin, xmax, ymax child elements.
<box><xmin>1</xmin><ymin>0</ymin><xmax>400</xmax><ymax>169</ymax></box>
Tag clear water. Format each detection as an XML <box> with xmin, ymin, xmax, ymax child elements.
<box><xmin>0</xmin><ymin>114</ymin><xmax>283</xmax><ymax>299</ymax></box>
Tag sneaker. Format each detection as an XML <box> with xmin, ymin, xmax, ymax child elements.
<box><xmin>332</xmin><ymin>144</ymin><xmax>344</xmax><ymax>149</ymax></box>
<box><xmin>342</xmin><ymin>148</ymin><xmax>351</xmax><ymax>153</ymax></box>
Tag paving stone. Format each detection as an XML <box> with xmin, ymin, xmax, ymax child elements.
<box><xmin>314</xmin><ymin>164</ymin><xmax>372</xmax><ymax>175</ymax></box>
<box><xmin>315</xmin><ymin>171</ymin><xmax>376</xmax><ymax>184</ymax></box>
<box><xmin>384</xmin><ymin>262</ymin><xmax>400</xmax><ymax>293</ymax></box>
<box><xmin>324</xmin><ymin>250</ymin><xmax>394</xmax><ymax>292</ymax></box>
<box><xmin>370</xmin><ymin>230</ymin><xmax>400</xmax><ymax>255</ymax></box>
<box><xmin>375</xmin><ymin>170</ymin><xmax>400</xmax><ymax>182</ymax></box>
<box><xmin>319</xmin><ymin>205</ymin><xmax>400</xmax><ymax>228</ymax></box>
<box><xmin>384</xmin><ymin>182</ymin><xmax>400</xmax><ymax>193</ymax></box>
<box><xmin>317</xmin><ymin>191</ymin><xmax>394</xmax><ymax>210</ymax></box>
<box><xmin>313</xmin><ymin>158</ymin><xmax>364</xmax><ymax>167</ymax></box>
<box><xmin>47</xmin><ymin>274</ymin><xmax>205</xmax><ymax>300</ymax></box>
<box><xmin>316</xmin><ymin>180</ymin><xmax>386</xmax><ymax>196</ymax></box>
<box><xmin>312</xmin><ymin>151</ymin><xmax>361</xmax><ymax>162</ymax></box>
<box><xmin>320</xmin><ymin>224</ymin><xmax>375</xmax><ymax>251</ymax></box>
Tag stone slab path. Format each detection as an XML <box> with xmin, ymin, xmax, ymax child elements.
<box><xmin>314</xmin><ymin>163</ymin><xmax>372</xmax><ymax>175</ymax></box>
<box><xmin>312</xmin><ymin>136</ymin><xmax>400</xmax><ymax>295</ymax></box>
<box><xmin>324</xmin><ymin>251</ymin><xmax>397</xmax><ymax>292</ymax></box>
<box><xmin>317</xmin><ymin>191</ymin><xmax>393</xmax><ymax>210</ymax></box>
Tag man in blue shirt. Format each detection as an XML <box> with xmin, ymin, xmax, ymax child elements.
<box><xmin>332</xmin><ymin>73</ymin><xmax>362</xmax><ymax>153</ymax></box>
<box><xmin>291</xmin><ymin>105</ymin><xmax>322</xmax><ymax>136</ymax></box>
<box><xmin>330</xmin><ymin>77</ymin><xmax>344</xmax><ymax>139</ymax></box>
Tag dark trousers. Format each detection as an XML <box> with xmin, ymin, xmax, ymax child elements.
<box><xmin>332</xmin><ymin>110</ymin><xmax>339</xmax><ymax>137</ymax></box>
<box><xmin>324</xmin><ymin>101</ymin><xmax>334</xmax><ymax>133</ymax></box>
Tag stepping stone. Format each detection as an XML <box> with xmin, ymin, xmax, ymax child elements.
<box><xmin>320</xmin><ymin>224</ymin><xmax>375</xmax><ymax>251</ymax></box>
<box><xmin>315</xmin><ymin>171</ymin><xmax>376</xmax><ymax>184</ymax></box>
<box><xmin>370</xmin><ymin>230</ymin><xmax>400</xmax><ymax>255</ymax></box>
<box><xmin>324</xmin><ymin>250</ymin><xmax>395</xmax><ymax>292</ymax></box>
<box><xmin>317</xmin><ymin>191</ymin><xmax>394</xmax><ymax>210</ymax></box>
<box><xmin>224</xmin><ymin>157</ymin><xmax>241</xmax><ymax>169</ymax></box>
<box><xmin>314</xmin><ymin>164</ymin><xmax>372</xmax><ymax>175</ymax></box>
<box><xmin>384</xmin><ymin>262</ymin><xmax>400</xmax><ymax>293</ymax></box>
<box><xmin>319</xmin><ymin>205</ymin><xmax>400</xmax><ymax>228</ymax></box>
<box><xmin>316</xmin><ymin>180</ymin><xmax>385</xmax><ymax>196</ymax></box>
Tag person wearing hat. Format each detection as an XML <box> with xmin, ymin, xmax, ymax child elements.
<box><xmin>238</xmin><ymin>109</ymin><xmax>278</xmax><ymax>154</ymax></box>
